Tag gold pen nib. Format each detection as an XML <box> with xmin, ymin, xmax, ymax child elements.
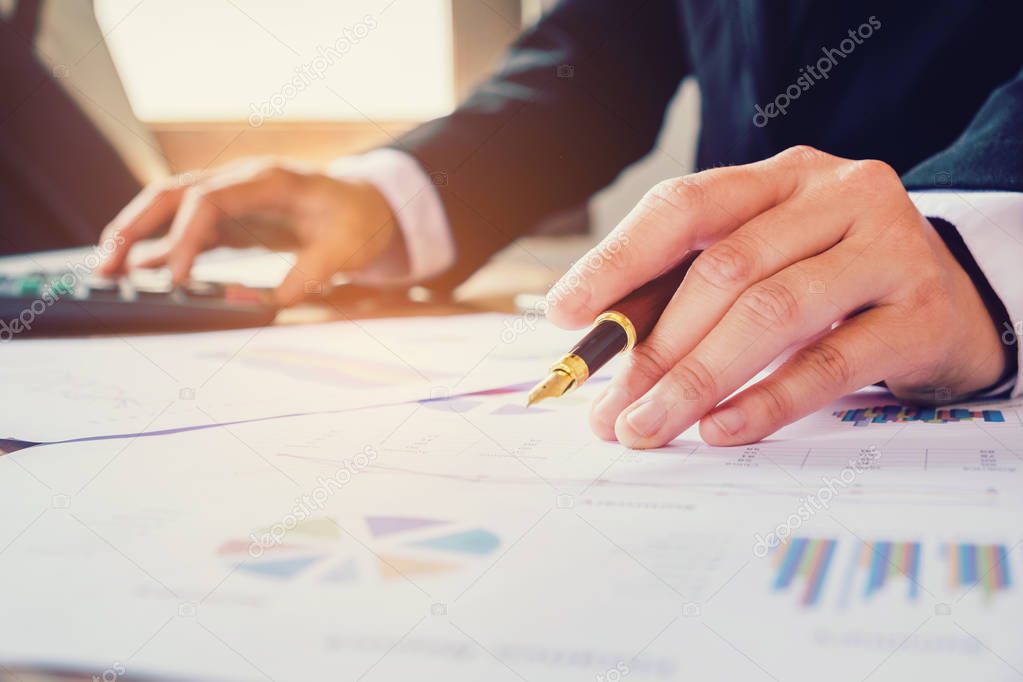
<box><xmin>526</xmin><ymin>368</ymin><xmax>575</xmax><ymax>407</ymax></box>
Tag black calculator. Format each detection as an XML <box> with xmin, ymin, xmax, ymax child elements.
<box><xmin>0</xmin><ymin>268</ymin><xmax>278</xmax><ymax>336</ymax></box>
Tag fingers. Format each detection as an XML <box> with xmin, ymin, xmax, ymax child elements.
<box><xmin>699</xmin><ymin>309</ymin><xmax>899</xmax><ymax>445</ymax></box>
<box><xmin>577</xmin><ymin>149</ymin><xmax>994</xmax><ymax>447</ymax></box>
<box><xmin>97</xmin><ymin>162</ymin><xmax>301</xmax><ymax>279</ymax></box>
<box><xmin>97</xmin><ymin>179</ymin><xmax>192</xmax><ymax>275</ymax></box>
<box><xmin>611</xmin><ymin>243</ymin><xmax>896</xmax><ymax>448</ymax></box>
<box><xmin>274</xmin><ymin>248</ymin><xmax>336</xmax><ymax>306</ymax></box>
<box><xmin>546</xmin><ymin>146</ymin><xmax>831</xmax><ymax>329</ymax></box>
<box><xmin>588</xmin><ymin>192</ymin><xmax>857</xmax><ymax>438</ymax></box>
<box><xmin>157</xmin><ymin>167</ymin><xmax>300</xmax><ymax>284</ymax></box>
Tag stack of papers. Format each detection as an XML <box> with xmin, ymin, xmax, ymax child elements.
<box><xmin>1</xmin><ymin>314</ymin><xmax>1021</xmax><ymax>681</ymax></box>
<box><xmin>0</xmin><ymin>313</ymin><xmax>580</xmax><ymax>443</ymax></box>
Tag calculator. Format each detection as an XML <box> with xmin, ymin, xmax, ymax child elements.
<box><xmin>0</xmin><ymin>268</ymin><xmax>278</xmax><ymax>336</ymax></box>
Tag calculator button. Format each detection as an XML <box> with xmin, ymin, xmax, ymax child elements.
<box><xmin>85</xmin><ymin>275</ymin><xmax>120</xmax><ymax>293</ymax></box>
<box><xmin>129</xmin><ymin>269</ymin><xmax>173</xmax><ymax>291</ymax></box>
<box><xmin>17</xmin><ymin>275</ymin><xmax>44</xmax><ymax>297</ymax></box>
<box><xmin>184</xmin><ymin>281</ymin><xmax>225</xmax><ymax>298</ymax></box>
<box><xmin>47</xmin><ymin>277</ymin><xmax>75</xmax><ymax>296</ymax></box>
<box><xmin>131</xmin><ymin>279</ymin><xmax>174</xmax><ymax>295</ymax></box>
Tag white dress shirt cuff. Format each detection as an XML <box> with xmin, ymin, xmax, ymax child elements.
<box><xmin>909</xmin><ymin>190</ymin><xmax>1023</xmax><ymax>398</ymax></box>
<box><xmin>327</xmin><ymin>148</ymin><xmax>455</xmax><ymax>285</ymax></box>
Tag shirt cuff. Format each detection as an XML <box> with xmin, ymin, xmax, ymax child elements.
<box><xmin>327</xmin><ymin>148</ymin><xmax>454</xmax><ymax>285</ymax></box>
<box><xmin>909</xmin><ymin>190</ymin><xmax>1023</xmax><ymax>398</ymax></box>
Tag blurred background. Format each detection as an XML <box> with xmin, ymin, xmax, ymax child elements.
<box><xmin>16</xmin><ymin>0</ymin><xmax>700</xmax><ymax>243</ymax></box>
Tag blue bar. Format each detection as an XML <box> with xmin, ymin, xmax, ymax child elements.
<box><xmin>774</xmin><ymin>538</ymin><xmax>808</xmax><ymax>590</ymax></box>
<box><xmin>867</xmin><ymin>542</ymin><xmax>890</xmax><ymax>598</ymax></box>
<box><xmin>960</xmin><ymin>544</ymin><xmax>976</xmax><ymax>586</ymax></box>
<box><xmin>806</xmin><ymin>540</ymin><xmax>836</xmax><ymax>606</ymax></box>
<box><xmin>984</xmin><ymin>410</ymin><xmax>1006</xmax><ymax>423</ymax></box>
<box><xmin>908</xmin><ymin>543</ymin><xmax>920</xmax><ymax>600</ymax></box>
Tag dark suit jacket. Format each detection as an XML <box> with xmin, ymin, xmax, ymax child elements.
<box><xmin>0</xmin><ymin>0</ymin><xmax>141</xmax><ymax>254</ymax></box>
<box><xmin>393</xmin><ymin>0</ymin><xmax>1023</xmax><ymax>292</ymax></box>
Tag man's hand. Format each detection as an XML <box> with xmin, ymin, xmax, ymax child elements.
<box><xmin>97</xmin><ymin>158</ymin><xmax>402</xmax><ymax>305</ymax></box>
<box><xmin>546</xmin><ymin>146</ymin><xmax>1006</xmax><ymax>448</ymax></box>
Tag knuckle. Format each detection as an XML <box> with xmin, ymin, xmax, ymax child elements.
<box><xmin>630</xmin><ymin>339</ymin><xmax>678</xmax><ymax>382</ymax></box>
<box><xmin>752</xmin><ymin>381</ymin><xmax>794</xmax><ymax>423</ymax></box>
<box><xmin>797</xmin><ymin>341</ymin><xmax>853</xmax><ymax>389</ymax></box>
<box><xmin>181</xmin><ymin>186</ymin><xmax>209</xmax><ymax>208</ymax></box>
<box><xmin>665</xmin><ymin>356</ymin><xmax>717</xmax><ymax>403</ymax></box>
<box><xmin>645</xmin><ymin>175</ymin><xmax>706</xmax><ymax>214</ymax></box>
<box><xmin>738</xmin><ymin>280</ymin><xmax>800</xmax><ymax>328</ymax></box>
<box><xmin>180</xmin><ymin>187</ymin><xmax>223</xmax><ymax>222</ymax></box>
<box><xmin>257</xmin><ymin>164</ymin><xmax>298</xmax><ymax>187</ymax></box>
<box><xmin>778</xmin><ymin>144</ymin><xmax>827</xmax><ymax>166</ymax></box>
<box><xmin>691</xmin><ymin>238</ymin><xmax>759</xmax><ymax>290</ymax></box>
<box><xmin>842</xmin><ymin>158</ymin><xmax>899</xmax><ymax>188</ymax></box>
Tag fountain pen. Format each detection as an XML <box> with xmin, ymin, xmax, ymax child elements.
<box><xmin>527</xmin><ymin>250</ymin><xmax>701</xmax><ymax>406</ymax></box>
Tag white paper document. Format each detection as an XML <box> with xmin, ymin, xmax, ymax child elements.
<box><xmin>0</xmin><ymin>313</ymin><xmax>580</xmax><ymax>443</ymax></box>
<box><xmin>1</xmin><ymin>377</ymin><xmax>1021</xmax><ymax>681</ymax></box>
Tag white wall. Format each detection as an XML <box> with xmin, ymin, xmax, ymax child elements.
<box><xmin>95</xmin><ymin>0</ymin><xmax>455</xmax><ymax>122</ymax></box>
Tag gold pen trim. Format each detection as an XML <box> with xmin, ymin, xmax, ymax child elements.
<box><xmin>550</xmin><ymin>352</ymin><xmax>590</xmax><ymax>386</ymax></box>
<box><xmin>594</xmin><ymin>310</ymin><xmax>637</xmax><ymax>352</ymax></box>
<box><xmin>526</xmin><ymin>353</ymin><xmax>589</xmax><ymax>406</ymax></box>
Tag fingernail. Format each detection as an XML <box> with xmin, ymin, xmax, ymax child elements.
<box><xmin>593</xmin><ymin>387</ymin><xmax>623</xmax><ymax>424</ymax></box>
<box><xmin>710</xmin><ymin>407</ymin><xmax>745</xmax><ymax>435</ymax></box>
<box><xmin>625</xmin><ymin>400</ymin><xmax>666</xmax><ymax>437</ymax></box>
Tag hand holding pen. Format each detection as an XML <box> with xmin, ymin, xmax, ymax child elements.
<box><xmin>534</xmin><ymin>147</ymin><xmax>1007</xmax><ymax>449</ymax></box>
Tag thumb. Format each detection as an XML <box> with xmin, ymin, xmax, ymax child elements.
<box><xmin>274</xmin><ymin>249</ymin><xmax>335</xmax><ymax>307</ymax></box>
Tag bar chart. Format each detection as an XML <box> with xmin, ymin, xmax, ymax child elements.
<box><xmin>773</xmin><ymin>537</ymin><xmax>1017</xmax><ymax>608</ymax></box>
<box><xmin>944</xmin><ymin>542</ymin><xmax>1013</xmax><ymax>598</ymax></box>
<box><xmin>771</xmin><ymin>537</ymin><xmax>837</xmax><ymax>607</ymax></box>
<box><xmin>837</xmin><ymin>540</ymin><xmax>922</xmax><ymax>607</ymax></box>
<box><xmin>834</xmin><ymin>405</ymin><xmax>1005</xmax><ymax>426</ymax></box>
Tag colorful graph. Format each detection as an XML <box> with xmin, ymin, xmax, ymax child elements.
<box><xmin>834</xmin><ymin>405</ymin><xmax>1005</xmax><ymax>426</ymax></box>
<box><xmin>839</xmin><ymin>541</ymin><xmax>922</xmax><ymax>606</ymax></box>
<box><xmin>944</xmin><ymin>542</ymin><xmax>1012</xmax><ymax>598</ymax></box>
<box><xmin>218</xmin><ymin>515</ymin><xmax>501</xmax><ymax>584</ymax></box>
<box><xmin>771</xmin><ymin>537</ymin><xmax>837</xmax><ymax>607</ymax></box>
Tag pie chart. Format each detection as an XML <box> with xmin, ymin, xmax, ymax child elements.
<box><xmin>217</xmin><ymin>515</ymin><xmax>501</xmax><ymax>584</ymax></box>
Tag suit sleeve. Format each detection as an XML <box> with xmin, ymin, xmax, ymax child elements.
<box><xmin>902</xmin><ymin>67</ymin><xmax>1023</xmax><ymax>396</ymax></box>
<box><xmin>390</xmin><ymin>0</ymin><xmax>690</xmax><ymax>291</ymax></box>
<box><xmin>902</xmin><ymin>66</ymin><xmax>1023</xmax><ymax>192</ymax></box>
